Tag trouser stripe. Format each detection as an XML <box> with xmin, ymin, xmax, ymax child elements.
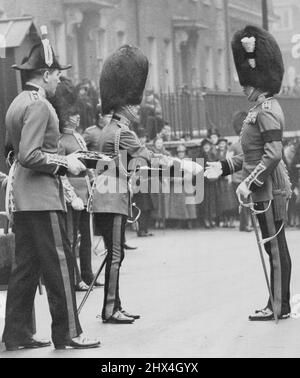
<box><xmin>50</xmin><ymin>212</ymin><xmax>77</xmax><ymax>339</ymax></box>
<box><xmin>105</xmin><ymin>215</ymin><xmax>122</xmax><ymax>319</ymax></box>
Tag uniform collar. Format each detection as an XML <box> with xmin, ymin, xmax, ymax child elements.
<box><xmin>25</xmin><ymin>82</ymin><xmax>46</xmax><ymax>98</ymax></box>
<box><xmin>62</xmin><ymin>127</ymin><xmax>75</xmax><ymax>135</ymax></box>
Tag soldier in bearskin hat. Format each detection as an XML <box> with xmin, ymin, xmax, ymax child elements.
<box><xmin>3</xmin><ymin>27</ymin><xmax>100</xmax><ymax>350</ymax></box>
<box><xmin>205</xmin><ymin>25</ymin><xmax>292</xmax><ymax>321</ymax></box>
<box><xmin>91</xmin><ymin>45</ymin><xmax>172</xmax><ymax>324</ymax></box>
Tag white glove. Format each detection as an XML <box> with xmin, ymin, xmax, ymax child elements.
<box><xmin>66</xmin><ymin>154</ymin><xmax>86</xmax><ymax>176</ymax></box>
<box><xmin>180</xmin><ymin>159</ymin><xmax>203</xmax><ymax>175</ymax></box>
<box><xmin>71</xmin><ymin>197</ymin><xmax>85</xmax><ymax>211</ymax></box>
<box><xmin>158</xmin><ymin>155</ymin><xmax>174</xmax><ymax>168</ymax></box>
<box><xmin>204</xmin><ymin>162</ymin><xmax>223</xmax><ymax>180</ymax></box>
<box><xmin>236</xmin><ymin>181</ymin><xmax>252</xmax><ymax>204</ymax></box>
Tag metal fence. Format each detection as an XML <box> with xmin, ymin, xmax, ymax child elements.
<box><xmin>160</xmin><ymin>91</ymin><xmax>300</xmax><ymax>138</ymax></box>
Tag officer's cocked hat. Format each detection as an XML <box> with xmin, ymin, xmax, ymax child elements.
<box><xmin>12</xmin><ymin>25</ymin><xmax>71</xmax><ymax>71</ymax></box>
<box><xmin>231</xmin><ymin>25</ymin><xmax>284</xmax><ymax>95</ymax></box>
<box><xmin>100</xmin><ymin>45</ymin><xmax>149</xmax><ymax>115</ymax></box>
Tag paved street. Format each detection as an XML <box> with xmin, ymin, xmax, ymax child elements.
<box><xmin>0</xmin><ymin>228</ymin><xmax>300</xmax><ymax>358</ymax></box>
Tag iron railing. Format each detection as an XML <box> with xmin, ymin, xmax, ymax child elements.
<box><xmin>159</xmin><ymin>90</ymin><xmax>300</xmax><ymax>139</ymax></box>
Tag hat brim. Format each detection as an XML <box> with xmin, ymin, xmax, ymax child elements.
<box><xmin>12</xmin><ymin>63</ymin><xmax>72</xmax><ymax>71</ymax></box>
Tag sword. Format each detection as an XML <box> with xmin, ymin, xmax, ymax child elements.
<box><xmin>238</xmin><ymin>195</ymin><xmax>281</xmax><ymax>324</ymax></box>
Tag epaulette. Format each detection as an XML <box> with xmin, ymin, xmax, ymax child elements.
<box><xmin>262</xmin><ymin>100</ymin><xmax>272</xmax><ymax>111</ymax></box>
<box><xmin>29</xmin><ymin>91</ymin><xmax>40</xmax><ymax>101</ymax></box>
<box><xmin>117</xmin><ymin>120</ymin><xmax>130</xmax><ymax>130</ymax></box>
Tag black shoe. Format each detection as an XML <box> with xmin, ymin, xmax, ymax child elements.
<box><xmin>93</xmin><ymin>281</ymin><xmax>104</xmax><ymax>287</ymax></box>
<box><xmin>249</xmin><ymin>308</ymin><xmax>290</xmax><ymax>322</ymax></box>
<box><xmin>54</xmin><ymin>335</ymin><xmax>101</xmax><ymax>350</ymax></box>
<box><xmin>240</xmin><ymin>226</ymin><xmax>253</xmax><ymax>233</ymax></box>
<box><xmin>102</xmin><ymin>311</ymin><xmax>135</xmax><ymax>324</ymax></box>
<box><xmin>5</xmin><ymin>338</ymin><xmax>51</xmax><ymax>351</ymax></box>
<box><xmin>75</xmin><ymin>281</ymin><xmax>89</xmax><ymax>292</ymax></box>
<box><xmin>121</xmin><ymin>310</ymin><xmax>141</xmax><ymax>320</ymax></box>
<box><xmin>138</xmin><ymin>231</ymin><xmax>154</xmax><ymax>237</ymax></box>
<box><xmin>124</xmin><ymin>244</ymin><xmax>138</xmax><ymax>250</ymax></box>
<box><xmin>204</xmin><ymin>220</ymin><xmax>211</xmax><ymax>229</ymax></box>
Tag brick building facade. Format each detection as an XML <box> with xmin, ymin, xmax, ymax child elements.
<box><xmin>0</xmin><ymin>0</ymin><xmax>271</xmax><ymax>91</ymax></box>
<box><xmin>272</xmin><ymin>0</ymin><xmax>300</xmax><ymax>89</ymax></box>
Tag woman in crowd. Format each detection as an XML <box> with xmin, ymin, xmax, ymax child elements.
<box><xmin>198</xmin><ymin>139</ymin><xmax>219</xmax><ymax>229</ymax></box>
<box><xmin>167</xmin><ymin>145</ymin><xmax>197</xmax><ymax>229</ymax></box>
<box><xmin>150</xmin><ymin>136</ymin><xmax>171</xmax><ymax>229</ymax></box>
<box><xmin>216</xmin><ymin>138</ymin><xmax>238</xmax><ymax>228</ymax></box>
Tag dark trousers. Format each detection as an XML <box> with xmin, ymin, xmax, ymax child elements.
<box><xmin>94</xmin><ymin>213</ymin><xmax>126</xmax><ymax>320</ymax></box>
<box><xmin>138</xmin><ymin>210</ymin><xmax>151</xmax><ymax>233</ymax></box>
<box><xmin>71</xmin><ymin>209</ymin><xmax>93</xmax><ymax>285</ymax></box>
<box><xmin>256</xmin><ymin>202</ymin><xmax>292</xmax><ymax>315</ymax></box>
<box><xmin>2</xmin><ymin>211</ymin><xmax>82</xmax><ymax>346</ymax></box>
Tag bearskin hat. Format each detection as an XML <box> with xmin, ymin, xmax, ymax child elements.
<box><xmin>50</xmin><ymin>76</ymin><xmax>78</xmax><ymax>131</ymax></box>
<box><xmin>100</xmin><ymin>45</ymin><xmax>149</xmax><ymax>115</ymax></box>
<box><xmin>231</xmin><ymin>25</ymin><xmax>284</xmax><ymax>95</ymax></box>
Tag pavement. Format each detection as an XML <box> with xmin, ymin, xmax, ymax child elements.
<box><xmin>0</xmin><ymin>227</ymin><xmax>300</xmax><ymax>358</ymax></box>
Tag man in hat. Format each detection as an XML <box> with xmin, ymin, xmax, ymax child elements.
<box><xmin>205</xmin><ymin>25</ymin><xmax>292</xmax><ymax>321</ymax></box>
<box><xmin>91</xmin><ymin>45</ymin><xmax>172</xmax><ymax>324</ymax></box>
<box><xmin>3</xmin><ymin>28</ymin><xmax>100</xmax><ymax>350</ymax></box>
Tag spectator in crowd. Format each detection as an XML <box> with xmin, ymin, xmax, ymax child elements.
<box><xmin>159</xmin><ymin>123</ymin><xmax>172</xmax><ymax>142</ymax></box>
<box><xmin>198</xmin><ymin>139</ymin><xmax>219</xmax><ymax>229</ymax></box>
<box><xmin>230</xmin><ymin>111</ymin><xmax>252</xmax><ymax>232</ymax></box>
<box><xmin>208</xmin><ymin>128</ymin><xmax>220</xmax><ymax>156</ymax></box>
<box><xmin>150</xmin><ymin>136</ymin><xmax>171</xmax><ymax>229</ymax></box>
<box><xmin>289</xmin><ymin>77</ymin><xmax>300</xmax><ymax>97</ymax></box>
<box><xmin>140</xmin><ymin>101</ymin><xmax>164</xmax><ymax>141</ymax></box>
<box><xmin>76</xmin><ymin>81</ymin><xmax>95</xmax><ymax>132</ymax></box>
<box><xmin>216</xmin><ymin>139</ymin><xmax>237</xmax><ymax>228</ymax></box>
<box><xmin>144</xmin><ymin>89</ymin><xmax>162</xmax><ymax>116</ymax></box>
<box><xmin>167</xmin><ymin>145</ymin><xmax>197</xmax><ymax>229</ymax></box>
<box><xmin>133</xmin><ymin>129</ymin><xmax>155</xmax><ymax>237</ymax></box>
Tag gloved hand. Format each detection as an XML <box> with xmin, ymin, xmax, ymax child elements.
<box><xmin>204</xmin><ymin>162</ymin><xmax>223</xmax><ymax>180</ymax></box>
<box><xmin>71</xmin><ymin>197</ymin><xmax>85</xmax><ymax>211</ymax></box>
<box><xmin>236</xmin><ymin>181</ymin><xmax>252</xmax><ymax>204</ymax></box>
<box><xmin>66</xmin><ymin>154</ymin><xmax>86</xmax><ymax>176</ymax></box>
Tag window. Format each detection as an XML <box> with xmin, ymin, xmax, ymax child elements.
<box><xmin>273</xmin><ymin>7</ymin><xmax>293</xmax><ymax>31</ymax></box>
<box><xmin>163</xmin><ymin>39</ymin><xmax>174</xmax><ymax>91</ymax></box>
<box><xmin>205</xmin><ymin>46</ymin><xmax>214</xmax><ymax>89</ymax></box>
<box><xmin>217</xmin><ymin>48</ymin><xmax>226</xmax><ymax>91</ymax></box>
<box><xmin>117</xmin><ymin>31</ymin><xmax>126</xmax><ymax>47</ymax></box>
<box><xmin>52</xmin><ymin>22</ymin><xmax>67</xmax><ymax>65</ymax></box>
<box><xmin>147</xmin><ymin>37</ymin><xmax>159</xmax><ymax>91</ymax></box>
<box><xmin>96</xmin><ymin>28</ymin><xmax>108</xmax><ymax>73</ymax></box>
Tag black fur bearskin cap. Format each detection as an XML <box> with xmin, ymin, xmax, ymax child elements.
<box><xmin>100</xmin><ymin>45</ymin><xmax>149</xmax><ymax>115</ymax></box>
<box><xmin>231</xmin><ymin>25</ymin><xmax>284</xmax><ymax>95</ymax></box>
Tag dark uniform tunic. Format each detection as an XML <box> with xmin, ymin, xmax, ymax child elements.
<box><xmin>90</xmin><ymin>112</ymin><xmax>159</xmax><ymax>320</ymax></box>
<box><xmin>221</xmin><ymin>96</ymin><xmax>292</xmax><ymax>316</ymax></box>
<box><xmin>3</xmin><ymin>84</ymin><xmax>82</xmax><ymax>346</ymax></box>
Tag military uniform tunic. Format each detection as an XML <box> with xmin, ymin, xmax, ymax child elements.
<box><xmin>3</xmin><ymin>83</ymin><xmax>82</xmax><ymax>347</ymax></box>
<box><xmin>221</xmin><ymin>96</ymin><xmax>292</xmax><ymax>317</ymax></box>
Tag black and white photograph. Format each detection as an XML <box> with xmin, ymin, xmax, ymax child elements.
<box><xmin>0</xmin><ymin>0</ymin><xmax>300</xmax><ymax>361</ymax></box>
